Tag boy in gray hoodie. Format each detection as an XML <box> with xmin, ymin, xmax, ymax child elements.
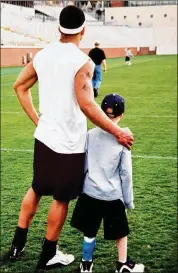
<box><xmin>71</xmin><ymin>93</ymin><xmax>144</xmax><ymax>273</ymax></box>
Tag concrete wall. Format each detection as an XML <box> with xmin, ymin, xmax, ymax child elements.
<box><xmin>105</xmin><ymin>5</ymin><xmax>177</xmax><ymax>27</ymax></box>
<box><xmin>156</xmin><ymin>45</ymin><xmax>177</xmax><ymax>55</ymax></box>
<box><xmin>1</xmin><ymin>46</ymin><xmax>156</xmax><ymax>67</ymax></box>
<box><xmin>1</xmin><ymin>47</ymin><xmax>41</xmax><ymax>67</ymax></box>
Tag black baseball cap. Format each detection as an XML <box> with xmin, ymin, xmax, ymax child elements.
<box><xmin>101</xmin><ymin>93</ymin><xmax>125</xmax><ymax>118</ymax></box>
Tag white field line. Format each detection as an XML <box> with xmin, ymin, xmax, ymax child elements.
<box><xmin>0</xmin><ymin>58</ymin><xmax>155</xmax><ymax>79</ymax></box>
<box><xmin>1</xmin><ymin>94</ymin><xmax>16</xmax><ymax>97</ymax></box>
<box><xmin>132</xmin><ymin>154</ymin><xmax>177</xmax><ymax>160</ymax></box>
<box><xmin>103</xmin><ymin>84</ymin><xmax>177</xmax><ymax>88</ymax></box>
<box><xmin>1</xmin><ymin>94</ymin><xmax>177</xmax><ymax>100</ymax></box>
<box><xmin>1</xmin><ymin>148</ymin><xmax>33</xmax><ymax>153</ymax></box>
<box><xmin>128</xmin><ymin>96</ymin><xmax>177</xmax><ymax>99</ymax></box>
<box><xmin>1</xmin><ymin>111</ymin><xmax>24</xmax><ymax>115</ymax></box>
<box><xmin>2</xmin><ymin>81</ymin><xmax>176</xmax><ymax>90</ymax></box>
<box><xmin>1</xmin><ymin>147</ymin><xmax>177</xmax><ymax>160</ymax></box>
<box><xmin>1</xmin><ymin>111</ymin><xmax>177</xmax><ymax>118</ymax></box>
<box><xmin>1</xmin><ymin>82</ymin><xmax>14</xmax><ymax>86</ymax></box>
<box><xmin>126</xmin><ymin>115</ymin><xmax>177</xmax><ymax>118</ymax></box>
<box><xmin>1</xmin><ymin>82</ymin><xmax>177</xmax><ymax>100</ymax></box>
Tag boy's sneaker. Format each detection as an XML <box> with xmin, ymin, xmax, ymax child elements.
<box><xmin>80</xmin><ymin>259</ymin><xmax>93</xmax><ymax>272</ymax></box>
<box><xmin>35</xmin><ymin>246</ymin><xmax>74</xmax><ymax>272</ymax></box>
<box><xmin>7</xmin><ymin>244</ymin><xmax>25</xmax><ymax>261</ymax></box>
<box><xmin>116</xmin><ymin>257</ymin><xmax>144</xmax><ymax>272</ymax></box>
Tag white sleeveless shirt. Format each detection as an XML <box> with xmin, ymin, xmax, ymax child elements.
<box><xmin>33</xmin><ymin>41</ymin><xmax>90</xmax><ymax>154</ymax></box>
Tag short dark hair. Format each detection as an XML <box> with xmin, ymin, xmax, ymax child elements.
<box><xmin>59</xmin><ymin>6</ymin><xmax>85</xmax><ymax>35</ymax></box>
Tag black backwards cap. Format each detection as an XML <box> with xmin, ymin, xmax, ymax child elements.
<box><xmin>101</xmin><ymin>93</ymin><xmax>125</xmax><ymax>118</ymax></box>
<box><xmin>59</xmin><ymin>5</ymin><xmax>86</xmax><ymax>35</ymax></box>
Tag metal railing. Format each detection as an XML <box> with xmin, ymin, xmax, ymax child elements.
<box><xmin>1</xmin><ymin>0</ymin><xmax>177</xmax><ymax>8</ymax></box>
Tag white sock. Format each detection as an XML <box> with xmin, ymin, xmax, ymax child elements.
<box><xmin>82</xmin><ymin>258</ymin><xmax>93</xmax><ymax>262</ymax></box>
<box><xmin>119</xmin><ymin>259</ymin><xmax>127</xmax><ymax>264</ymax></box>
<box><xmin>84</xmin><ymin>236</ymin><xmax>95</xmax><ymax>243</ymax></box>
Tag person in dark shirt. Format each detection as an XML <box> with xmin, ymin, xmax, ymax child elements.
<box><xmin>89</xmin><ymin>40</ymin><xmax>107</xmax><ymax>97</ymax></box>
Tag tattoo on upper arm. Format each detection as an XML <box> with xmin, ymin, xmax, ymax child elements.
<box><xmin>82</xmin><ymin>70</ymin><xmax>92</xmax><ymax>92</ymax></box>
<box><xmin>86</xmin><ymin>71</ymin><xmax>91</xmax><ymax>78</ymax></box>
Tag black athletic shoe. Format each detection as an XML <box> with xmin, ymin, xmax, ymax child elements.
<box><xmin>116</xmin><ymin>256</ymin><xmax>144</xmax><ymax>272</ymax></box>
<box><xmin>94</xmin><ymin>88</ymin><xmax>98</xmax><ymax>98</ymax></box>
<box><xmin>7</xmin><ymin>244</ymin><xmax>25</xmax><ymax>261</ymax></box>
<box><xmin>80</xmin><ymin>260</ymin><xmax>93</xmax><ymax>272</ymax></box>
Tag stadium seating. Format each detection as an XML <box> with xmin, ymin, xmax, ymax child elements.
<box><xmin>1</xmin><ymin>1</ymin><xmax>177</xmax><ymax>54</ymax></box>
<box><xmin>34</xmin><ymin>4</ymin><xmax>63</xmax><ymax>19</ymax></box>
<box><xmin>1</xmin><ymin>28</ymin><xmax>46</xmax><ymax>46</ymax></box>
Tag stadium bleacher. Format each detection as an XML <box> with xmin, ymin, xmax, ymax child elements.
<box><xmin>1</xmin><ymin>1</ymin><xmax>177</xmax><ymax>54</ymax></box>
<box><xmin>1</xmin><ymin>28</ymin><xmax>45</xmax><ymax>46</ymax></box>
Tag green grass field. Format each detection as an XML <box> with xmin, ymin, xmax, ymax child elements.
<box><xmin>1</xmin><ymin>55</ymin><xmax>177</xmax><ymax>273</ymax></box>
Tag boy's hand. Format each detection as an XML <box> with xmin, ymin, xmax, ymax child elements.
<box><xmin>116</xmin><ymin>128</ymin><xmax>134</xmax><ymax>150</ymax></box>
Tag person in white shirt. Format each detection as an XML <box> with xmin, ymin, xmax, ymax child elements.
<box><xmin>71</xmin><ymin>94</ymin><xmax>144</xmax><ymax>273</ymax></box>
<box><xmin>125</xmin><ymin>48</ymin><xmax>134</xmax><ymax>66</ymax></box>
<box><xmin>5</xmin><ymin>6</ymin><xmax>133</xmax><ymax>273</ymax></box>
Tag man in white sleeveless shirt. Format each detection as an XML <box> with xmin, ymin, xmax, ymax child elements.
<box><xmin>6</xmin><ymin>6</ymin><xmax>133</xmax><ymax>272</ymax></box>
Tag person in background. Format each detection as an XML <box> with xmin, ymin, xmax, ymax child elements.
<box><xmin>95</xmin><ymin>0</ymin><xmax>103</xmax><ymax>21</ymax></box>
<box><xmin>89</xmin><ymin>40</ymin><xmax>107</xmax><ymax>98</ymax></box>
<box><xmin>125</xmin><ymin>48</ymin><xmax>134</xmax><ymax>66</ymax></box>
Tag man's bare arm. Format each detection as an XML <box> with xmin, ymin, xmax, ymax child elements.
<box><xmin>102</xmin><ymin>59</ymin><xmax>107</xmax><ymax>72</ymax></box>
<box><xmin>14</xmin><ymin>62</ymin><xmax>39</xmax><ymax>126</ymax></box>
<box><xmin>75</xmin><ymin>60</ymin><xmax>134</xmax><ymax>149</ymax></box>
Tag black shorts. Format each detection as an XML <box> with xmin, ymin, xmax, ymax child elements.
<box><xmin>32</xmin><ymin>139</ymin><xmax>85</xmax><ymax>202</ymax></box>
<box><xmin>71</xmin><ymin>193</ymin><xmax>129</xmax><ymax>240</ymax></box>
<box><xmin>125</xmin><ymin>56</ymin><xmax>130</xmax><ymax>62</ymax></box>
